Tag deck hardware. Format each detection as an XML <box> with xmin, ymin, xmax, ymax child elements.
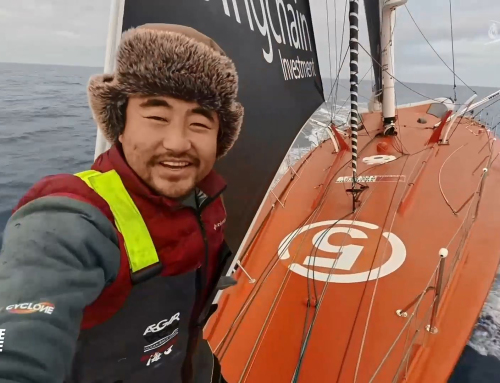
<box><xmin>236</xmin><ymin>261</ymin><xmax>256</xmax><ymax>284</ymax></box>
<box><xmin>270</xmin><ymin>190</ymin><xmax>285</xmax><ymax>208</ymax></box>
<box><xmin>396</xmin><ymin>310</ymin><xmax>408</xmax><ymax>318</ymax></box>
<box><xmin>426</xmin><ymin>248</ymin><xmax>448</xmax><ymax>334</ymax></box>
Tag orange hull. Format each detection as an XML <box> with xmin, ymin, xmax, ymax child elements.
<box><xmin>206</xmin><ymin>104</ymin><xmax>500</xmax><ymax>382</ymax></box>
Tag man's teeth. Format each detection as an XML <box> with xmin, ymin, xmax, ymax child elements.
<box><xmin>161</xmin><ymin>161</ymin><xmax>190</xmax><ymax>167</ymax></box>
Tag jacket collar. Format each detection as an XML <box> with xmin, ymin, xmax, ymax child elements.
<box><xmin>91</xmin><ymin>145</ymin><xmax>226</xmax><ymax>210</ymax></box>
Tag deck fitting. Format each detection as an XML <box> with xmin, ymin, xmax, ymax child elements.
<box><xmin>425</xmin><ymin>325</ymin><xmax>439</xmax><ymax>334</ymax></box>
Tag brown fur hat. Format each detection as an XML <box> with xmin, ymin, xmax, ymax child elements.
<box><xmin>88</xmin><ymin>24</ymin><xmax>243</xmax><ymax>158</ymax></box>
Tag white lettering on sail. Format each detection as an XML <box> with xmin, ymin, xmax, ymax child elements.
<box><xmin>207</xmin><ymin>0</ymin><xmax>315</xmax><ymax>69</ymax></box>
<box><xmin>278</xmin><ymin>50</ymin><xmax>316</xmax><ymax>81</ymax></box>
<box><xmin>250</xmin><ymin>0</ymin><xmax>273</xmax><ymax>63</ymax></box>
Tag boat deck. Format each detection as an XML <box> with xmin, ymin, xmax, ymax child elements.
<box><xmin>206</xmin><ymin>104</ymin><xmax>500</xmax><ymax>382</ymax></box>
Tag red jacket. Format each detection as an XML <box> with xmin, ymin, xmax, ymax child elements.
<box><xmin>15</xmin><ymin>145</ymin><xmax>228</xmax><ymax>329</ymax></box>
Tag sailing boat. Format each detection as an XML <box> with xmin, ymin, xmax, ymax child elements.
<box><xmin>97</xmin><ymin>0</ymin><xmax>500</xmax><ymax>382</ymax></box>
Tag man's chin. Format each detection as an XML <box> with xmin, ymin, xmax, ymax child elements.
<box><xmin>154</xmin><ymin>180</ymin><xmax>196</xmax><ymax>200</ymax></box>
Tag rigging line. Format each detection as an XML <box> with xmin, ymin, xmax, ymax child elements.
<box><xmin>403</xmin><ymin>4</ymin><xmax>474</xmax><ymax>95</ymax></box>
<box><xmin>241</xmin><ymin>168</ymin><xmax>356</xmax><ymax>381</ymax></box>
<box><xmin>295</xmin><ymin>145</ymin><xmax>382</xmax><ymax>381</ymax></box>
<box><xmin>357</xmin><ymin>42</ymin><xmax>472</xmax><ymax>106</ymax></box>
<box><xmin>391</xmin><ymin>13</ymin><xmax>410</xmax><ymax>156</ymax></box>
<box><xmin>221</xmin><ymin>152</ymin><xmax>357</xmax><ymax>361</ymax></box>
<box><xmin>390</xmin><ymin>295</ymin><xmax>438</xmax><ymax>383</ymax></box>
<box><xmin>336</xmin><ymin>65</ymin><xmax>374</xmax><ymax>115</ymax></box>
<box><xmin>446</xmin><ymin>169</ymin><xmax>488</xmax><ymax>249</ymax></box>
<box><xmin>326</xmin><ymin>48</ymin><xmax>351</xmax><ymax>102</ymax></box>
<box><xmin>353</xmin><ymin>156</ymin><xmax>410</xmax><ymax>382</ymax></box>
<box><xmin>333</xmin><ymin>0</ymin><xmax>351</xmax><ymax>111</ymax></box>
<box><xmin>334</xmin><ymin>0</ymin><xmax>339</xmax><ymax>113</ymax></box>
<box><xmin>441</xmin><ymin>173</ymin><xmax>486</xmax><ymax>296</ymax></box>
<box><xmin>325</xmin><ymin>0</ymin><xmax>335</xmax><ymax>121</ymax></box>
<box><xmin>216</xmin><ymin>205</ymin><xmax>318</xmax><ymax>358</ymax></box>
<box><xmin>438</xmin><ymin>144</ymin><xmax>467</xmax><ymax>214</ymax></box>
<box><xmin>294</xmin><ymin>211</ymin><xmax>359</xmax><ymax>383</ymax></box>
<box><xmin>370</xmin><ymin>263</ymin><xmax>440</xmax><ymax>382</ymax></box>
<box><xmin>336</xmin><ymin>82</ymin><xmax>371</xmax><ymax>102</ymax></box>
<box><xmin>449</xmin><ymin>0</ymin><xmax>457</xmax><ymax>101</ymax></box>
<box><xmin>338</xmin><ymin>158</ymin><xmax>410</xmax><ymax>382</ymax></box>
<box><xmin>216</xmin><ymin>157</ymin><xmax>321</xmax><ymax>356</ymax></box>
<box><xmin>387</xmin><ymin>290</ymin><xmax>439</xmax><ymax>382</ymax></box>
<box><xmin>472</xmin><ymin>97</ymin><xmax>500</xmax><ymax>120</ymax></box>
<box><xmin>230</xmin><ymin>135</ymin><xmax>378</xmax><ymax>375</ymax></box>
<box><xmin>294</xmin><ymin>189</ymin><xmax>378</xmax><ymax>383</ymax></box>
<box><xmin>248</xmin><ymin>135</ymin><xmax>378</xmax><ymax>380</ymax></box>
<box><xmin>447</xmin><ymin>106</ymin><xmax>469</xmax><ymax>141</ymax></box>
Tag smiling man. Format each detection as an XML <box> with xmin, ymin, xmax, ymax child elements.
<box><xmin>0</xmin><ymin>24</ymin><xmax>243</xmax><ymax>383</ymax></box>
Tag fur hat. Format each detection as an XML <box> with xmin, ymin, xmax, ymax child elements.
<box><xmin>88</xmin><ymin>24</ymin><xmax>243</xmax><ymax>158</ymax></box>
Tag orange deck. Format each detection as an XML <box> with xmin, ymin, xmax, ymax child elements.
<box><xmin>206</xmin><ymin>104</ymin><xmax>500</xmax><ymax>382</ymax></box>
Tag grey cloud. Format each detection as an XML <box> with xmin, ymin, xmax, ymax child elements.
<box><xmin>0</xmin><ymin>0</ymin><xmax>499</xmax><ymax>87</ymax></box>
<box><xmin>0</xmin><ymin>0</ymin><xmax>109</xmax><ymax>67</ymax></box>
<box><xmin>311</xmin><ymin>0</ymin><xmax>500</xmax><ymax>88</ymax></box>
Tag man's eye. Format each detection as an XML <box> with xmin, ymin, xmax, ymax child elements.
<box><xmin>191</xmin><ymin>123</ymin><xmax>209</xmax><ymax>129</ymax></box>
<box><xmin>146</xmin><ymin>116</ymin><xmax>168</xmax><ymax>122</ymax></box>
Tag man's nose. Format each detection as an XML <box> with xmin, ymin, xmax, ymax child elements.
<box><xmin>162</xmin><ymin>123</ymin><xmax>191</xmax><ymax>153</ymax></box>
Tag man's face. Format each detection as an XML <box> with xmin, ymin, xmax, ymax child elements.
<box><xmin>119</xmin><ymin>95</ymin><xmax>219</xmax><ymax>199</ymax></box>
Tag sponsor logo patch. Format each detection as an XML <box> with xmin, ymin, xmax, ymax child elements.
<box><xmin>144</xmin><ymin>328</ymin><xmax>179</xmax><ymax>353</ymax></box>
<box><xmin>141</xmin><ymin>343</ymin><xmax>176</xmax><ymax>367</ymax></box>
<box><xmin>214</xmin><ymin>217</ymin><xmax>226</xmax><ymax>231</ymax></box>
<box><xmin>143</xmin><ymin>312</ymin><xmax>180</xmax><ymax>355</ymax></box>
<box><xmin>5</xmin><ymin>302</ymin><xmax>55</xmax><ymax>315</ymax></box>
<box><xmin>143</xmin><ymin>312</ymin><xmax>180</xmax><ymax>337</ymax></box>
<box><xmin>336</xmin><ymin>175</ymin><xmax>406</xmax><ymax>183</ymax></box>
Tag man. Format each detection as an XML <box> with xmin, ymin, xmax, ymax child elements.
<box><xmin>0</xmin><ymin>24</ymin><xmax>243</xmax><ymax>383</ymax></box>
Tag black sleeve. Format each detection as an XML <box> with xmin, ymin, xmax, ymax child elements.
<box><xmin>0</xmin><ymin>196</ymin><xmax>121</xmax><ymax>383</ymax></box>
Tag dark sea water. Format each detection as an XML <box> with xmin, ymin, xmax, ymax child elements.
<box><xmin>0</xmin><ymin>62</ymin><xmax>500</xmax><ymax>381</ymax></box>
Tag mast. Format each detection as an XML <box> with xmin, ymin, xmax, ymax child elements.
<box><xmin>94</xmin><ymin>0</ymin><xmax>125</xmax><ymax>159</ymax></box>
<box><xmin>349</xmin><ymin>0</ymin><xmax>360</xmax><ymax>200</ymax></box>
<box><xmin>381</xmin><ymin>0</ymin><xmax>407</xmax><ymax>135</ymax></box>
<box><xmin>363</xmin><ymin>0</ymin><xmax>382</xmax><ymax>111</ymax></box>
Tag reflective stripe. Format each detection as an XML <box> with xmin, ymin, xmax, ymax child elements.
<box><xmin>75</xmin><ymin>170</ymin><xmax>159</xmax><ymax>273</ymax></box>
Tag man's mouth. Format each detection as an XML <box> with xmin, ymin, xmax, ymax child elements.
<box><xmin>158</xmin><ymin>160</ymin><xmax>194</xmax><ymax>171</ymax></box>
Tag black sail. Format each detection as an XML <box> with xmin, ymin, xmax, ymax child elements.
<box><xmin>363</xmin><ymin>0</ymin><xmax>382</xmax><ymax>99</ymax></box>
<box><xmin>121</xmin><ymin>0</ymin><xmax>324</xmax><ymax>251</ymax></box>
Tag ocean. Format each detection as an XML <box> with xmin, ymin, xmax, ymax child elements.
<box><xmin>0</xmin><ymin>61</ymin><xmax>499</xmax><ymax>381</ymax></box>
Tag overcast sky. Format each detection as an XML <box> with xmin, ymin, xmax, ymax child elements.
<box><xmin>0</xmin><ymin>0</ymin><xmax>499</xmax><ymax>88</ymax></box>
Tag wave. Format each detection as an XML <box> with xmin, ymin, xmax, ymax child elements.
<box><xmin>0</xmin><ymin>209</ymin><xmax>12</xmax><ymax>250</ymax></box>
<box><xmin>468</xmin><ymin>268</ymin><xmax>500</xmax><ymax>359</ymax></box>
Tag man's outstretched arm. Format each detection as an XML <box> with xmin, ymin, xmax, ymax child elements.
<box><xmin>0</xmin><ymin>196</ymin><xmax>120</xmax><ymax>383</ymax></box>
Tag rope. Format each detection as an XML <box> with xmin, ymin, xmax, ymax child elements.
<box><xmin>333</xmin><ymin>0</ymin><xmax>351</xmax><ymax>113</ymax></box>
<box><xmin>353</xmin><ymin>156</ymin><xmax>410</xmax><ymax>382</ymax></box>
<box><xmin>472</xmin><ymin>97</ymin><xmax>500</xmax><ymax>120</ymax></box>
<box><xmin>403</xmin><ymin>4</ymin><xmax>474</xmax><ymax>95</ymax></box>
<box><xmin>325</xmin><ymin>48</ymin><xmax>351</xmax><ymax>102</ymax></box>
<box><xmin>369</xmin><ymin>264</ymin><xmax>440</xmax><ymax>382</ymax></box>
<box><xmin>293</xmin><ymin>189</ymin><xmax>378</xmax><ymax>383</ymax></box>
<box><xmin>325</xmin><ymin>0</ymin><xmax>335</xmax><ymax>121</ymax></box>
<box><xmin>357</xmin><ymin>42</ymin><xmax>472</xmax><ymax>106</ymax></box>
<box><xmin>221</xmin><ymin>134</ymin><xmax>378</xmax><ymax>376</ymax></box>
<box><xmin>449</xmin><ymin>0</ymin><xmax>457</xmax><ymax>101</ymax></box>
<box><xmin>334</xmin><ymin>0</ymin><xmax>338</xmax><ymax>114</ymax></box>
<box><xmin>438</xmin><ymin>144</ymin><xmax>467</xmax><ymax>214</ymax></box>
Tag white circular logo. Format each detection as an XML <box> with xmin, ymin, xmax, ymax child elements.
<box><xmin>279</xmin><ymin>220</ymin><xmax>406</xmax><ymax>283</ymax></box>
<box><xmin>362</xmin><ymin>155</ymin><xmax>396</xmax><ymax>165</ymax></box>
<box><xmin>489</xmin><ymin>21</ymin><xmax>499</xmax><ymax>41</ymax></box>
